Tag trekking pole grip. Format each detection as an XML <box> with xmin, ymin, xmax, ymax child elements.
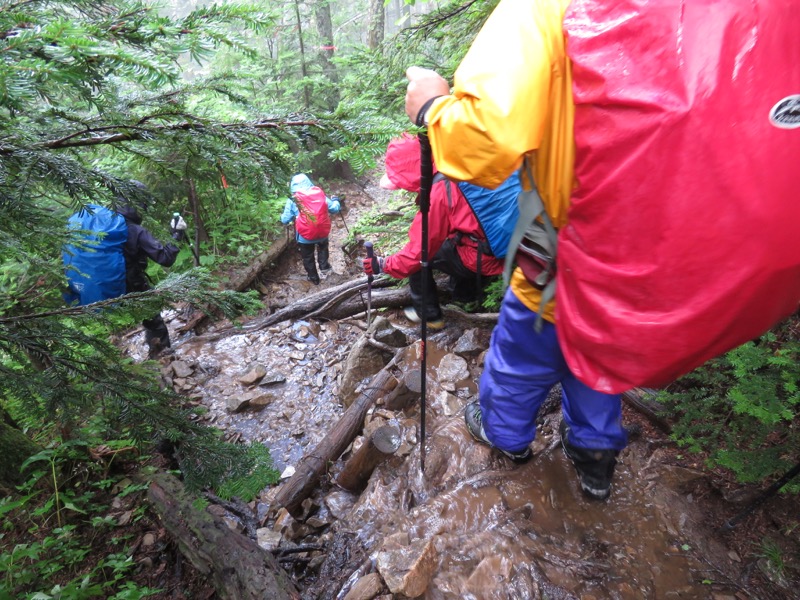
<box><xmin>365</xmin><ymin>241</ymin><xmax>374</xmax><ymax>282</ymax></box>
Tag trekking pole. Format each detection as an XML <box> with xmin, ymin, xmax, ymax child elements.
<box><xmin>417</xmin><ymin>131</ymin><xmax>434</xmax><ymax>474</ymax></box>
<box><xmin>718</xmin><ymin>459</ymin><xmax>800</xmax><ymax>532</ymax></box>
<box><xmin>364</xmin><ymin>241</ymin><xmax>374</xmax><ymax>327</ymax></box>
<box><xmin>332</xmin><ymin>196</ymin><xmax>350</xmax><ymax>234</ymax></box>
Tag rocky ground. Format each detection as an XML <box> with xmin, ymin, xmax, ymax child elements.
<box><xmin>121</xmin><ymin>176</ymin><xmax>798</xmax><ymax>600</ymax></box>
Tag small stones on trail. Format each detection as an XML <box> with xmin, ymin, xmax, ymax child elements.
<box><xmin>171</xmin><ymin>360</ymin><xmax>193</xmax><ymax>378</ymax></box>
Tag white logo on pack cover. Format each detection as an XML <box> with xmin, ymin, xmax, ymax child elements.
<box><xmin>769</xmin><ymin>95</ymin><xmax>800</xmax><ymax>129</ymax></box>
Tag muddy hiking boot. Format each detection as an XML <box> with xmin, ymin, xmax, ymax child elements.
<box><xmin>403</xmin><ymin>306</ymin><xmax>445</xmax><ymax>330</ymax></box>
<box><xmin>464</xmin><ymin>401</ymin><xmax>533</xmax><ymax>463</ymax></box>
<box><xmin>559</xmin><ymin>419</ymin><xmax>618</xmax><ymax>501</ymax></box>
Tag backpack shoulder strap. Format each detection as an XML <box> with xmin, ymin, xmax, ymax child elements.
<box><xmin>504</xmin><ymin>160</ymin><xmax>559</xmax><ymax>331</ymax></box>
<box><xmin>432</xmin><ymin>172</ymin><xmax>454</xmax><ymax>209</ymax></box>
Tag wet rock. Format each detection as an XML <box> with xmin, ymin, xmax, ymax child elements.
<box><xmin>464</xmin><ymin>555</ymin><xmax>513</xmax><ymax>598</ymax></box>
<box><xmin>256</xmin><ymin>528</ymin><xmax>282</xmax><ymax>551</ymax></box>
<box><xmin>281</xmin><ymin>465</ymin><xmax>296</xmax><ymax>479</ymax></box>
<box><xmin>453</xmin><ymin>328</ymin><xmax>488</xmax><ymax>356</ymax></box>
<box><xmin>289</xmin><ymin>351</ymin><xmax>306</xmax><ymax>361</ymax></box>
<box><xmin>273</xmin><ymin>508</ymin><xmax>300</xmax><ymax>538</ymax></box>
<box><xmin>226</xmin><ymin>395</ymin><xmax>251</xmax><ymax>413</ymax></box>
<box><xmin>172</xmin><ymin>360</ymin><xmax>193</xmax><ymax>378</ymax></box>
<box><xmin>249</xmin><ymin>392</ymin><xmax>278</xmax><ymax>409</ymax></box>
<box><xmin>436</xmin><ymin>354</ymin><xmax>470</xmax><ymax>383</ymax></box>
<box><xmin>142</xmin><ymin>532</ymin><xmax>157</xmax><ymax>547</ymax></box>
<box><xmin>258</xmin><ymin>371</ymin><xmax>287</xmax><ymax>387</ymax></box>
<box><xmin>343</xmin><ymin>573</ymin><xmax>384</xmax><ymax>600</ymax></box>
<box><xmin>325</xmin><ymin>490</ymin><xmax>357</xmax><ymax>521</ymax></box>
<box><xmin>339</xmin><ymin>317</ymin><xmax>402</xmax><ymax>407</ymax></box>
<box><xmin>373</xmin><ymin>323</ymin><xmax>407</xmax><ymax>348</ymax></box>
<box><xmin>376</xmin><ymin>535</ymin><xmax>438</xmax><ymax>598</ymax></box>
<box><xmin>238</xmin><ymin>364</ymin><xmax>267</xmax><ymax>385</ymax></box>
<box><xmin>435</xmin><ymin>390</ymin><xmax>462</xmax><ymax>417</ymax></box>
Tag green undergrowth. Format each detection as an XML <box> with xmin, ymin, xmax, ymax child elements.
<box><xmin>658</xmin><ymin>316</ymin><xmax>800</xmax><ymax>493</ymax></box>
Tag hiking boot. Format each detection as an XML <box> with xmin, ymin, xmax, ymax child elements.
<box><xmin>403</xmin><ymin>306</ymin><xmax>445</xmax><ymax>330</ymax></box>
<box><xmin>464</xmin><ymin>401</ymin><xmax>532</xmax><ymax>463</ymax></box>
<box><xmin>308</xmin><ymin>275</ymin><xmax>321</xmax><ymax>285</ymax></box>
<box><xmin>559</xmin><ymin>420</ymin><xmax>618</xmax><ymax>501</ymax></box>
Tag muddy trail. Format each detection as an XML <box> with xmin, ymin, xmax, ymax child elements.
<box><xmin>127</xmin><ymin>178</ymin><xmax>798</xmax><ymax>600</ymax></box>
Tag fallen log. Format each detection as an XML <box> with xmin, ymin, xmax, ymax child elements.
<box><xmin>384</xmin><ymin>368</ymin><xmax>422</xmax><ymax>411</ymax></box>
<box><xmin>147</xmin><ymin>473</ymin><xmax>300</xmax><ymax>600</ymax></box>
<box><xmin>336</xmin><ymin>424</ymin><xmax>402</xmax><ymax>492</ymax></box>
<box><xmin>176</xmin><ymin>233</ymin><xmax>293</xmax><ymax>334</ymax></box>
<box><xmin>622</xmin><ymin>387</ymin><xmax>672</xmax><ymax>433</ymax></box>
<box><xmin>271</xmin><ymin>365</ymin><xmax>400</xmax><ymax>516</ymax></box>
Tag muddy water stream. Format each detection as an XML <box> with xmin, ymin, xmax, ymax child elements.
<box><xmin>146</xmin><ymin>181</ymin><xmax>743</xmax><ymax>599</ymax></box>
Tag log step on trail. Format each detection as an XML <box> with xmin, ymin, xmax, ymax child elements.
<box><xmin>270</xmin><ymin>364</ymin><xmax>401</xmax><ymax>516</ymax></box>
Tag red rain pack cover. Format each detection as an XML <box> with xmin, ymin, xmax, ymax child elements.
<box><xmin>558</xmin><ymin>0</ymin><xmax>800</xmax><ymax>393</ymax></box>
<box><xmin>294</xmin><ymin>186</ymin><xmax>331</xmax><ymax>240</ymax></box>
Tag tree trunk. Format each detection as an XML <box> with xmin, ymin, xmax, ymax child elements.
<box><xmin>314</xmin><ymin>0</ymin><xmax>339</xmax><ymax>109</ymax></box>
<box><xmin>148</xmin><ymin>473</ymin><xmax>300</xmax><ymax>600</ymax></box>
<box><xmin>367</xmin><ymin>0</ymin><xmax>385</xmax><ymax>50</ymax></box>
<box><xmin>293</xmin><ymin>0</ymin><xmax>311</xmax><ymax>109</ymax></box>
<box><xmin>336</xmin><ymin>425</ymin><xmax>401</xmax><ymax>492</ymax></box>
<box><xmin>270</xmin><ymin>368</ymin><xmax>399</xmax><ymax>516</ymax></box>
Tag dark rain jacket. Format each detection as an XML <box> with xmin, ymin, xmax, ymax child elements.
<box><xmin>116</xmin><ymin>205</ymin><xmax>179</xmax><ymax>293</ymax></box>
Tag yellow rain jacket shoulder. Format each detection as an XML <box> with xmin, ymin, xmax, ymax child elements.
<box><xmin>426</xmin><ymin>0</ymin><xmax>574</xmax><ymax>323</ymax></box>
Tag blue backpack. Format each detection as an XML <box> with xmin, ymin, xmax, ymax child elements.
<box><xmin>434</xmin><ymin>172</ymin><xmax>521</xmax><ymax>259</ymax></box>
<box><xmin>63</xmin><ymin>205</ymin><xmax>128</xmax><ymax>306</ymax></box>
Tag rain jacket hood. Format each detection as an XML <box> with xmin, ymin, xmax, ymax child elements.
<box><xmin>290</xmin><ymin>174</ymin><xmax>315</xmax><ymax>194</ymax></box>
<box><xmin>382</xmin><ymin>134</ymin><xmax>438</xmax><ymax>194</ymax></box>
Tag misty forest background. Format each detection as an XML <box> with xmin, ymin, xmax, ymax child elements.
<box><xmin>0</xmin><ymin>0</ymin><xmax>797</xmax><ymax>597</ymax></box>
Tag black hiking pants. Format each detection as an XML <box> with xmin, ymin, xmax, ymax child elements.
<box><xmin>299</xmin><ymin>240</ymin><xmax>331</xmax><ymax>284</ymax></box>
<box><xmin>409</xmin><ymin>238</ymin><xmax>492</xmax><ymax>320</ymax></box>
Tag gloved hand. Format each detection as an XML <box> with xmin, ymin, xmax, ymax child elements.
<box><xmin>363</xmin><ymin>255</ymin><xmax>384</xmax><ymax>277</ymax></box>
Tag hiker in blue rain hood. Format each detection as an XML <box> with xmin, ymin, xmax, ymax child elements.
<box><xmin>280</xmin><ymin>174</ymin><xmax>341</xmax><ymax>285</ymax></box>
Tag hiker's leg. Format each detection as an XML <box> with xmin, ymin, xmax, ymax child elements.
<box><xmin>317</xmin><ymin>239</ymin><xmax>331</xmax><ymax>271</ymax></box>
<box><xmin>431</xmin><ymin>238</ymin><xmax>478</xmax><ymax>302</ymax></box>
<box><xmin>408</xmin><ymin>267</ymin><xmax>442</xmax><ymax>321</ymax></box>
<box><xmin>143</xmin><ymin>313</ymin><xmax>170</xmax><ymax>358</ymax></box>
<box><xmin>299</xmin><ymin>243</ymin><xmax>319</xmax><ymax>283</ymax></box>
<box><xmin>559</xmin><ymin>361</ymin><xmax>626</xmax><ymax>499</ymax></box>
<box><xmin>560</xmin><ymin>372</ymin><xmax>627</xmax><ymax>451</ymax></box>
<box><xmin>478</xmin><ymin>288</ymin><xmax>559</xmax><ymax>453</ymax></box>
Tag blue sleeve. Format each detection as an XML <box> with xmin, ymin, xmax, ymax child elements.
<box><xmin>280</xmin><ymin>198</ymin><xmax>298</xmax><ymax>224</ymax></box>
<box><xmin>326</xmin><ymin>197</ymin><xmax>341</xmax><ymax>214</ymax></box>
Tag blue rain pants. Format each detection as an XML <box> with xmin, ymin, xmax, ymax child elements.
<box><xmin>479</xmin><ymin>288</ymin><xmax>627</xmax><ymax>454</ymax></box>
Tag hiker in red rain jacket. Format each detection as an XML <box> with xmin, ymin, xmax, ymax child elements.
<box><xmin>362</xmin><ymin>133</ymin><xmax>503</xmax><ymax>329</ymax></box>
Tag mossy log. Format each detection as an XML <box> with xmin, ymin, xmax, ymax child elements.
<box><xmin>0</xmin><ymin>407</ymin><xmax>40</xmax><ymax>490</ymax></box>
<box><xmin>148</xmin><ymin>473</ymin><xmax>300</xmax><ymax>600</ymax></box>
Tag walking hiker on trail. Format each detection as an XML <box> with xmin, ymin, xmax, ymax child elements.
<box><xmin>117</xmin><ymin>200</ymin><xmax>180</xmax><ymax>359</ymax></box>
<box><xmin>403</xmin><ymin>0</ymin><xmax>626</xmax><ymax>500</ymax></box>
<box><xmin>362</xmin><ymin>133</ymin><xmax>507</xmax><ymax>330</ymax></box>
<box><xmin>280</xmin><ymin>173</ymin><xmax>341</xmax><ymax>285</ymax></box>
<box><xmin>404</xmin><ymin>0</ymin><xmax>799</xmax><ymax>501</ymax></box>
<box><xmin>63</xmin><ymin>182</ymin><xmax>180</xmax><ymax>359</ymax></box>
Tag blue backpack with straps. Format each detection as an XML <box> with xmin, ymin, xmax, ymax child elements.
<box><xmin>63</xmin><ymin>205</ymin><xmax>128</xmax><ymax>306</ymax></box>
<box><xmin>435</xmin><ymin>173</ymin><xmax>521</xmax><ymax>259</ymax></box>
